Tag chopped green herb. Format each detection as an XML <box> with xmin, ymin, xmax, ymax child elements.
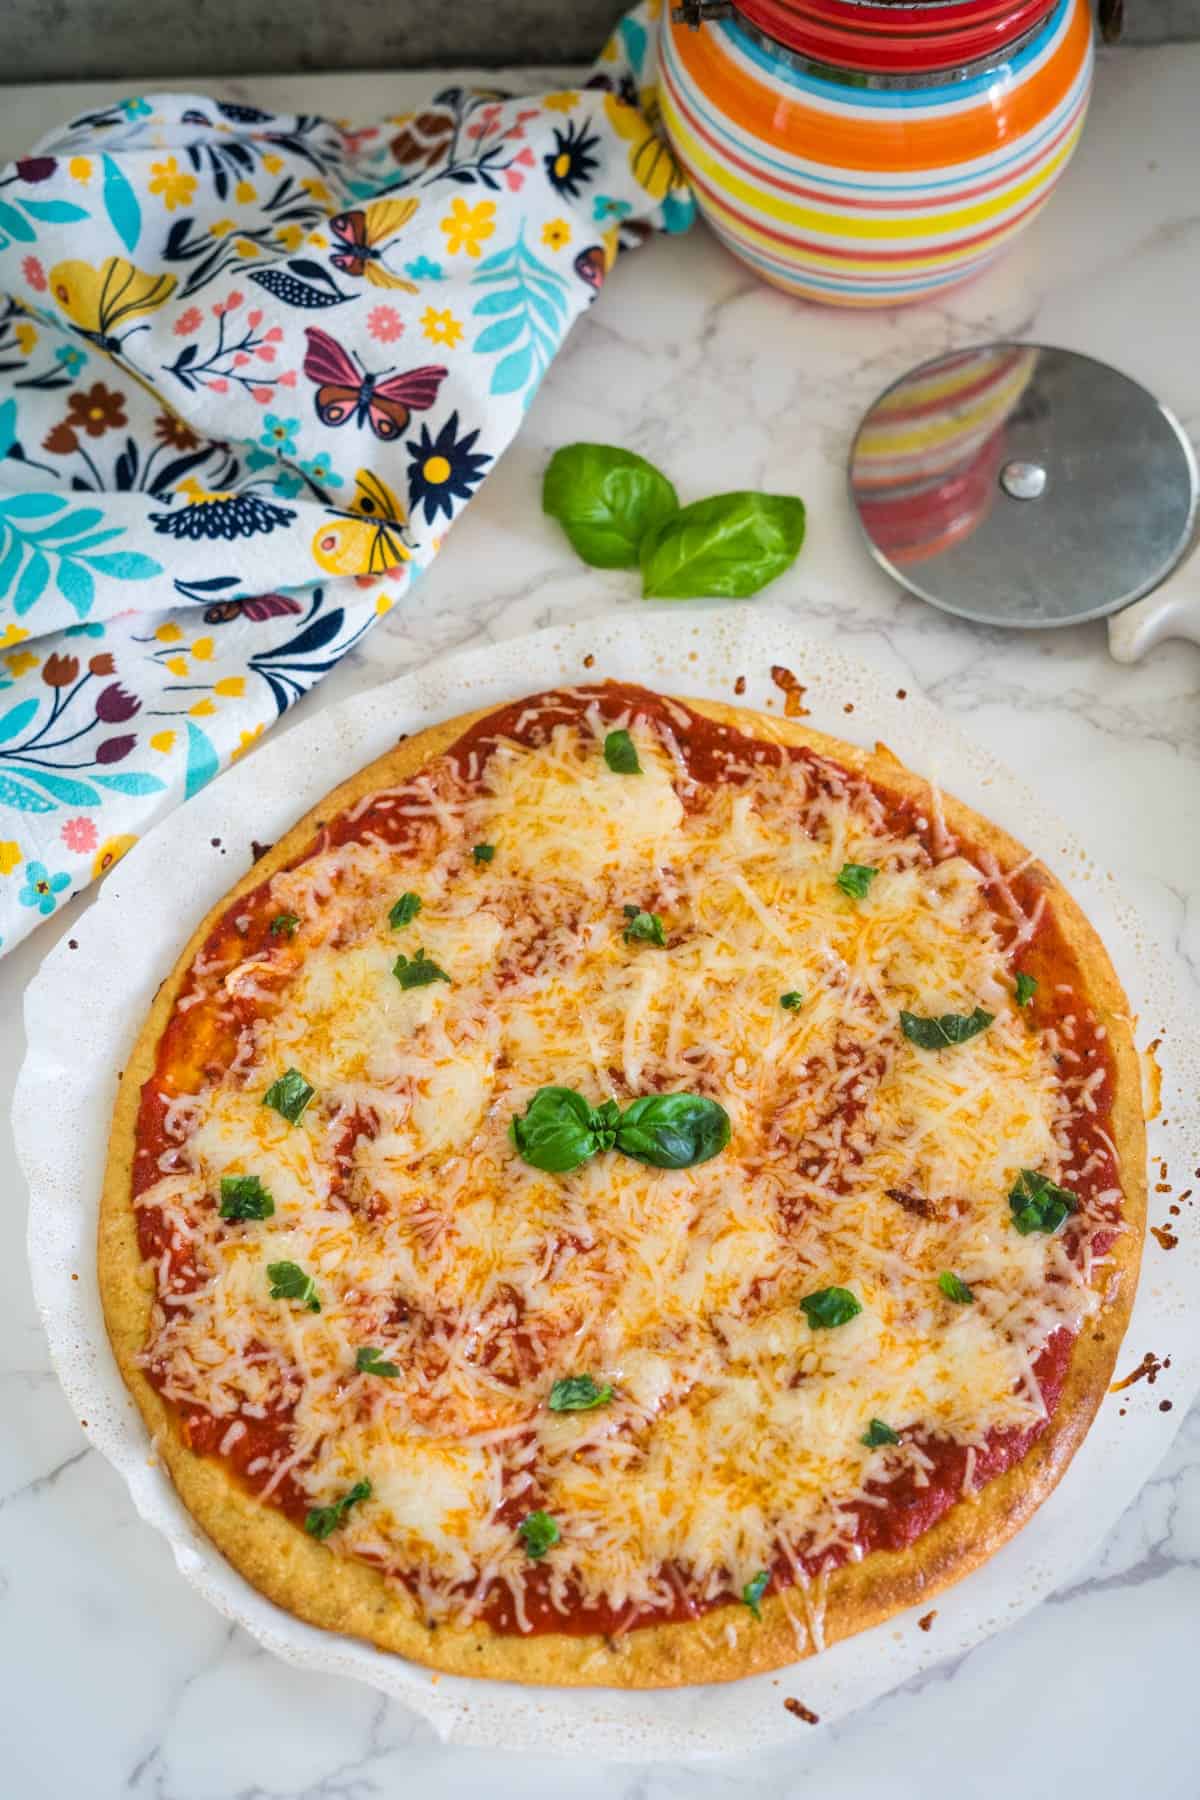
<box><xmin>603</xmin><ymin>728</ymin><xmax>640</xmax><ymax>774</ymax></box>
<box><xmin>743</xmin><ymin>1570</ymin><xmax>770</xmax><ymax>1621</ymax></box>
<box><xmin>473</xmin><ymin>843</ymin><xmax>496</xmax><ymax>864</ymax></box>
<box><xmin>218</xmin><ymin>1174</ymin><xmax>274</xmax><ymax>1221</ymax></box>
<box><xmin>267</xmin><ymin>1260</ymin><xmax>321</xmax><ymax>1312</ymax></box>
<box><xmin>305</xmin><ymin>1479</ymin><xmax>371</xmax><ymax>1540</ymax></box>
<box><xmin>622</xmin><ymin>904</ymin><xmax>666</xmax><ymax>946</ymax></box>
<box><xmin>800</xmin><ymin>1286</ymin><xmax>862</xmax><ymax>1330</ymax></box>
<box><xmin>388</xmin><ymin>891</ymin><xmax>422</xmax><ymax>928</ymax></box>
<box><xmin>836</xmin><ymin>863</ymin><xmax>877</xmax><ymax>901</ymax></box>
<box><xmin>269</xmin><ymin>911</ymin><xmax>299</xmax><ymax>938</ymax></box>
<box><xmin>1009</xmin><ymin>1168</ymin><xmax>1078</xmax><ymax>1235</ymax></box>
<box><xmin>518</xmin><ymin>1510</ymin><xmax>560</xmax><ymax>1559</ymax></box>
<box><xmin>780</xmin><ymin>991</ymin><xmax>804</xmax><ymax>1011</ymax></box>
<box><xmin>861</xmin><ymin>1418</ymin><xmax>901</xmax><ymax>1448</ymax></box>
<box><xmin>900</xmin><ymin>1008</ymin><xmax>994</xmax><ymax>1050</ymax></box>
<box><xmin>938</xmin><ymin>1271</ymin><xmax>974</xmax><ymax>1305</ymax></box>
<box><xmin>263</xmin><ymin>1066</ymin><xmax>315</xmax><ymax>1124</ymax></box>
<box><xmin>355</xmin><ymin>1346</ymin><xmax>399</xmax><ymax>1378</ymax></box>
<box><xmin>549</xmin><ymin>1375</ymin><xmax>614</xmax><ymax>1412</ymax></box>
<box><xmin>393</xmin><ymin>947</ymin><xmax>451</xmax><ymax>989</ymax></box>
<box><xmin>1015</xmin><ymin>972</ymin><xmax>1038</xmax><ymax>1007</ymax></box>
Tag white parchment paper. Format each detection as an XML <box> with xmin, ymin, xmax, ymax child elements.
<box><xmin>15</xmin><ymin>605</ymin><xmax>1199</xmax><ymax>1759</ymax></box>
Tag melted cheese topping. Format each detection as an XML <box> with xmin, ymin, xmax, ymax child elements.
<box><xmin>138</xmin><ymin>698</ymin><xmax>1121</xmax><ymax>1632</ymax></box>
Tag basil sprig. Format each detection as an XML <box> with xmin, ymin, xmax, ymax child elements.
<box><xmin>861</xmin><ymin>1418</ymin><xmax>900</xmax><ymax>1448</ymax></box>
<box><xmin>518</xmin><ymin>1510</ymin><xmax>560</xmax><ymax>1559</ymax></box>
<box><xmin>900</xmin><ymin>1008</ymin><xmax>994</xmax><ymax>1050</ymax></box>
<box><xmin>267</xmin><ymin>1259</ymin><xmax>321</xmax><ymax>1312</ymax></box>
<box><xmin>356</xmin><ymin>1345</ymin><xmax>399</xmax><ymax>1377</ymax></box>
<box><xmin>938</xmin><ymin>1271</ymin><xmax>974</xmax><ymax>1305</ymax></box>
<box><xmin>473</xmin><ymin>843</ymin><xmax>495</xmax><ymax>864</ymax></box>
<box><xmin>263</xmin><ymin>1066</ymin><xmax>315</xmax><ymax>1124</ymax></box>
<box><xmin>780</xmin><ymin>990</ymin><xmax>804</xmax><ymax>1011</ymax></box>
<box><xmin>219</xmin><ymin>1174</ymin><xmax>274</xmax><ymax>1221</ymax></box>
<box><xmin>1009</xmin><ymin>1169</ymin><xmax>1078</xmax><ymax>1235</ymax></box>
<box><xmin>543</xmin><ymin>443</ymin><xmax>679</xmax><ymax>568</ymax></box>
<box><xmin>743</xmin><ymin>1570</ymin><xmax>770</xmax><ymax>1621</ymax></box>
<box><xmin>836</xmin><ymin>863</ymin><xmax>876</xmax><ymax>900</ymax></box>
<box><xmin>510</xmin><ymin>1086</ymin><xmax>731</xmax><ymax>1175</ymax></box>
<box><xmin>389</xmin><ymin>891</ymin><xmax>421</xmax><ymax>928</ymax></box>
<box><xmin>603</xmin><ymin>728</ymin><xmax>640</xmax><ymax>774</ymax></box>
<box><xmin>305</xmin><ymin>1479</ymin><xmax>371</xmax><ymax>1540</ymax></box>
<box><xmin>623</xmin><ymin>904</ymin><xmax>666</xmax><ymax>946</ymax></box>
<box><xmin>641</xmin><ymin>492</ymin><xmax>806</xmax><ymax>600</ymax></box>
<box><xmin>800</xmin><ymin>1286</ymin><xmax>862</xmax><ymax>1329</ymax></box>
<box><xmin>1015</xmin><ymin>972</ymin><xmax>1038</xmax><ymax>1007</ymax></box>
<box><xmin>549</xmin><ymin>1375</ymin><xmax>614</xmax><ymax>1412</ymax></box>
<box><xmin>393</xmin><ymin>947</ymin><xmax>451</xmax><ymax>989</ymax></box>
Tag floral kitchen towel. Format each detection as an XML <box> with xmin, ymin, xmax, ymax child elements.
<box><xmin>0</xmin><ymin>0</ymin><xmax>691</xmax><ymax>956</ymax></box>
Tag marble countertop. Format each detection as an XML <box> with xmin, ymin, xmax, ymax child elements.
<box><xmin>3</xmin><ymin>45</ymin><xmax>1199</xmax><ymax>1800</ymax></box>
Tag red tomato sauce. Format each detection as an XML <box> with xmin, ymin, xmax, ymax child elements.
<box><xmin>132</xmin><ymin>683</ymin><xmax>1121</xmax><ymax>1635</ymax></box>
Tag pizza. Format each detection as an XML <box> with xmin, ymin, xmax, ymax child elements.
<box><xmin>99</xmin><ymin>681</ymin><xmax>1145</xmax><ymax>1687</ymax></box>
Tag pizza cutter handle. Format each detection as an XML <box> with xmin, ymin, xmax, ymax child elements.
<box><xmin>1108</xmin><ymin>560</ymin><xmax>1200</xmax><ymax>663</ymax></box>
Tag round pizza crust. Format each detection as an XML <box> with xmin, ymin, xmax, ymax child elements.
<box><xmin>99</xmin><ymin>692</ymin><xmax>1146</xmax><ymax>1688</ymax></box>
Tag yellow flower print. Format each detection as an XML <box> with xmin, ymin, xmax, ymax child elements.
<box><xmin>0</xmin><ymin>625</ymin><xmax>30</xmax><ymax>650</ymax></box>
<box><xmin>14</xmin><ymin>322</ymin><xmax>37</xmax><ymax>355</ymax></box>
<box><xmin>0</xmin><ymin>842</ymin><xmax>22</xmax><ymax>878</ymax></box>
<box><xmin>188</xmin><ymin>698</ymin><xmax>216</xmax><ymax>717</ymax></box>
<box><xmin>93</xmin><ymin>834</ymin><xmax>137</xmax><ymax>880</ymax></box>
<box><xmin>4</xmin><ymin>650</ymin><xmax>39</xmax><ymax>678</ymax></box>
<box><xmin>207</xmin><ymin>218</ymin><xmax>236</xmax><ymax>239</ymax></box>
<box><xmin>543</xmin><ymin>92</ymin><xmax>579</xmax><ymax>113</ymax></box>
<box><xmin>231</xmin><ymin>723</ymin><xmax>264</xmax><ymax>760</ymax></box>
<box><xmin>541</xmin><ymin>217</ymin><xmax>572</xmax><ymax>252</ymax></box>
<box><xmin>262</xmin><ymin>153</ymin><xmax>284</xmax><ymax>174</ymax></box>
<box><xmin>439</xmin><ymin>197</ymin><xmax>496</xmax><ymax>258</ymax></box>
<box><xmin>154</xmin><ymin>621</ymin><xmax>182</xmax><ymax>643</ymax></box>
<box><xmin>308</xmin><ymin>232</ymin><xmax>328</xmax><ymax>248</ymax></box>
<box><xmin>148</xmin><ymin>155</ymin><xmax>197</xmax><ymax>212</ymax></box>
<box><xmin>277</xmin><ymin>223</ymin><xmax>305</xmax><ymax>252</ymax></box>
<box><xmin>149</xmin><ymin>730</ymin><xmax>176</xmax><ymax>753</ymax></box>
<box><xmin>374</xmin><ymin>593</ymin><xmax>393</xmax><ymax>616</ymax></box>
<box><xmin>234</xmin><ymin>238</ymin><xmax>261</xmax><ymax>259</ymax></box>
<box><xmin>603</xmin><ymin>90</ymin><xmax>684</xmax><ymax>202</ymax></box>
<box><xmin>301</xmin><ymin>179</ymin><xmax>331</xmax><ymax>202</ymax></box>
<box><xmin>234</xmin><ymin>180</ymin><xmax>257</xmax><ymax>204</ymax></box>
<box><xmin>190</xmin><ymin>637</ymin><xmax>214</xmax><ymax>660</ymax></box>
<box><xmin>214</xmin><ymin>676</ymin><xmax>245</xmax><ymax>698</ymax></box>
<box><xmin>420</xmin><ymin>306</ymin><xmax>464</xmax><ymax>348</ymax></box>
<box><xmin>68</xmin><ymin>156</ymin><xmax>93</xmax><ymax>182</ymax></box>
<box><xmin>164</xmin><ymin>655</ymin><xmax>189</xmax><ymax>677</ymax></box>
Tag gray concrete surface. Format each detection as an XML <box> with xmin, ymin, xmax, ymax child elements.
<box><xmin>2</xmin><ymin>0</ymin><xmax>1195</xmax><ymax>87</ymax></box>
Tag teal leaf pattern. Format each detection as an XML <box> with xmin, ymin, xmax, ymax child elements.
<box><xmin>102</xmin><ymin>153</ymin><xmax>141</xmax><ymax>251</ymax></box>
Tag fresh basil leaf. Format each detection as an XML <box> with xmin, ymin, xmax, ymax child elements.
<box><xmin>543</xmin><ymin>442</ymin><xmax>679</xmax><ymax>568</ymax></box>
<box><xmin>1015</xmin><ymin>972</ymin><xmax>1037</xmax><ymax>1007</ymax></box>
<box><xmin>1009</xmin><ymin>1168</ymin><xmax>1078</xmax><ymax>1235</ymax></box>
<box><xmin>861</xmin><ymin>1418</ymin><xmax>900</xmax><ymax>1448</ymax></box>
<box><xmin>510</xmin><ymin>1086</ymin><xmax>607</xmax><ymax>1173</ymax></box>
<box><xmin>836</xmin><ymin>863</ymin><xmax>876</xmax><ymax>901</ymax></box>
<box><xmin>900</xmin><ymin>1008</ymin><xmax>994</xmax><ymax>1050</ymax></box>
<box><xmin>615</xmin><ymin>1092</ymin><xmax>731</xmax><ymax>1169</ymax></box>
<box><xmin>389</xmin><ymin>891</ymin><xmax>422</xmax><ymax>928</ymax></box>
<box><xmin>799</xmin><ymin>1286</ymin><xmax>862</xmax><ymax>1329</ymax></box>
<box><xmin>305</xmin><ymin>1478</ymin><xmax>371</xmax><ymax>1540</ymax></box>
<box><xmin>938</xmin><ymin>1271</ymin><xmax>974</xmax><ymax>1305</ymax></box>
<box><xmin>263</xmin><ymin>1066</ymin><xmax>315</xmax><ymax>1124</ymax></box>
<box><xmin>393</xmin><ymin>947</ymin><xmax>451</xmax><ymax>989</ymax></box>
<box><xmin>549</xmin><ymin>1374</ymin><xmax>614</xmax><ymax>1412</ymax></box>
<box><xmin>518</xmin><ymin>1509</ymin><xmax>560</xmax><ymax>1559</ymax></box>
<box><xmin>473</xmin><ymin>843</ymin><xmax>495</xmax><ymax>864</ymax></box>
<box><xmin>269</xmin><ymin>911</ymin><xmax>299</xmax><ymax>938</ymax></box>
<box><xmin>622</xmin><ymin>904</ymin><xmax>666</xmax><ymax>946</ymax></box>
<box><xmin>218</xmin><ymin>1174</ymin><xmax>274</xmax><ymax>1221</ymax></box>
<box><xmin>780</xmin><ymin>991</ymin><xmax>804</xmax><ymax>1011</ymax></box>
<box><xmin>743</xmin><ymin>1569</ymin><xmax>769</xmax><ymax>1621</ymax></box>
<box><xmin>640</xmin><ymin>491</ymin><xmax>806</xmax><ymax>600</ymax></box>
<box><xmin>603</xmin><ymin>728</ymin><xmax>640</xmax><ymax>774</ymax></box>
<box><xmin>356</xmin><ymin>1345</ymin><xmax>400</xmax><ymax>1377</ymax></box>
<box><xmin>267</xmin><ymin>1259</ymin><xmax>321</xmax><ymax>1312</ymax></box>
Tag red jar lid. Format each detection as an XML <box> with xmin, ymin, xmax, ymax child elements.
<box><xmin>731</xmin><ymin>0</ymin><xmax>1058</xmax><ymax>73</ymax></box>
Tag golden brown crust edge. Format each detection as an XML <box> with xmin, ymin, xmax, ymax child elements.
<box><xmin>98</xmin><ymin>691</ymin><xmax>1147</xmax><ymax>1689</ymax></box>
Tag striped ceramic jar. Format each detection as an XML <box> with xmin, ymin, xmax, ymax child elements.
<box><xmin>658</xmin><ymin>0</ymin><xmax>1093</xmax><ymax>306</ymax></box>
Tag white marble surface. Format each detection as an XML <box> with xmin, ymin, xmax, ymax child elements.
<box><xmin>3</xmin><ymin>45</ymin><xmax>1200</xmax><ymax>1800</ymax></box>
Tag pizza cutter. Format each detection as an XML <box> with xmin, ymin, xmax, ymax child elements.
<box><xmin>847</xmin><ymin>343</ymin><xmax>1198</xmax><ymax>662</ymax></box>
